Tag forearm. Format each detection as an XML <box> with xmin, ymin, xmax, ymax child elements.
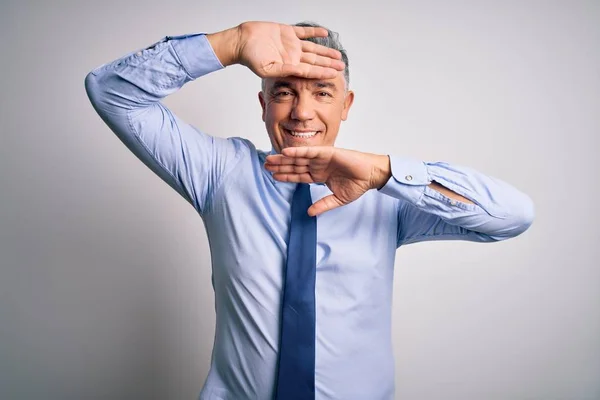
<box><xmin>373</xmin><ymin>155</ymin><xmax>474</xmax><ymax>205</ymax></box>
<box><xmin>85</xmin><ymin>33</ymin><xmax>225</xmax><ymax>113</ymax></box>
<box><xmin>376</xmin><ymin>155</ymin><xmax>535</xmax><ymax>240</ymax></box>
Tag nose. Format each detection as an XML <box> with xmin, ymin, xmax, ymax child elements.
<box><xmin>290</xmin><ymin>94</ymin><xmax>316</xmax><ymax>121</ymax></box>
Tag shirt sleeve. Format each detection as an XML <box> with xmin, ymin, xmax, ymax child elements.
<box><xmin>378</xmin><ymin>156</ymin><xmax>535</xmax><ymax>247</ymax></box>
<box><xmin>84</xmin><ymin>33</ymin><xmax>245</xmax><ymax>215</ymax></box>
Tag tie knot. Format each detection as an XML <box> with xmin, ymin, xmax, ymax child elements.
<box><xmin>297</xmin><ymin>182</ymin><xmax>310</xmax><ymax>191</ymax></box>
<box><xmin>293</xmin><ymin>183</ymin><xmax>312</xmax><ymax>212</ymax></box>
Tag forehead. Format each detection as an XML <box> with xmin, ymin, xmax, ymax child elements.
<box><xmin>264</xmin><ymin>73</ymin><xmax>345</xmax><ymax>91</ymax></box>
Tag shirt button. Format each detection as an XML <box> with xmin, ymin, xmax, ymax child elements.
<box><xmin>405</xmin><ymin>175</ymin><xmax>413</xmax><ymax>181</ymax></box>
<box><xmin>450</xmin><ymin>200</ymin><xmax>457</xmax><ymax>206</ymax></box>
<box><xmin>136</xmin><ymin>51</ymin><xmax>142</xmax><ymax>56</ymax></box>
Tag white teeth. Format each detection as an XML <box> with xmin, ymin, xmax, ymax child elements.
<box><xmin>289</xmin><ymin>130</ymin><xmax>318</xmax><ymax>138</ymax></box>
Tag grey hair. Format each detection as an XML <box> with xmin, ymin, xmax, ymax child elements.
<box><xmin>261</xmin><ymin>21</ymin><xmax>350</xmax><ymax>92</ymax></box>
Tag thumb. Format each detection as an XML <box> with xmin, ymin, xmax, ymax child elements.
<box><xmin>308</xmin><ymin>194</ymin><xmax>345</xmax><ymax>217</ymax></box>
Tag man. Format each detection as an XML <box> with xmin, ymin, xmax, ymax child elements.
<box><xmin>85</xmin><ymin>21</ymin><xmax>534</xmax><ymax>400</ymax></box>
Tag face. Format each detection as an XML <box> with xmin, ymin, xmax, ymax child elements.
<box><xmin>258</xmin><ymin>72</ymin><xmax>354</xmax><ymax>153</ymax></box>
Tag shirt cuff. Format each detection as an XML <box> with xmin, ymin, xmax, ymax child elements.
<box><xmin>378</xmin><ymin>156</ymin><xmax>431</xmax><ymax>204</ymax></box>
<box><xmin>169</xmin><ymin>33</ymin><xmax>225</xmax><ymax>79</ymax></box>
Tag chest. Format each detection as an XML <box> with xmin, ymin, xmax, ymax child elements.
<box><xmin>202</xmin><ymin>153</ymin><xmax>399</xmax><ymax>306</ymax></box>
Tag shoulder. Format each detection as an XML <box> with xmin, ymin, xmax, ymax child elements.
<box><xmin>209</xmin><ymin>135</ymin><xmax>256</xmax><ymax>160</ymax></box>
<box><xmin>212</xmin><ymin>136</ymin><xmax>274</xmax><ymax>172</ymax></box>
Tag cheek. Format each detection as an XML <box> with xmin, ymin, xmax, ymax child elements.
<box><xmin>265</xmin><ymin>103</ymin><xmax>289</xmax><ymax>124</ymax></box>
<box><xmin>320</xmin><ymin>104</ymin><xmax>345</xmax><ymax>127</ymax></box>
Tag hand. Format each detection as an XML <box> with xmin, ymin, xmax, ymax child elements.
<box><xmin>265</xmin><ymin>147</ymin><xmax>392</xmax><ymax>216</ymax></box>
<box><xmin>207</xmin><ymin>22</ymin><xmax>345</xmax><ymax>80</ymax></box>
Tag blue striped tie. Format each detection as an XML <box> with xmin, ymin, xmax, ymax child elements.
<box><xmin>275</xmin><ymin>183</ymin><xmax>317</xmax><ymax>400</ymax></box>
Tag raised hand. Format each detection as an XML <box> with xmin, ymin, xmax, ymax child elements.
<box><xmin>207</xmin><ymin>21</ymin><xmax>345</xmax><ymax>80</ymax></box>
<box><xmin>265</xmin><ymin>147</ymin><xmax>392</xmax><ymax>216</ymax></box>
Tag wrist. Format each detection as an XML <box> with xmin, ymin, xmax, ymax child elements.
<box><xmin>206</xmin><ymin>26</ymin><xmax>241</xmax><ymax>67</ymax></box>
<box><xmin>371</xmin><ymin>154</ymin><xmax>392</xmax><ymax>190</ymax></box>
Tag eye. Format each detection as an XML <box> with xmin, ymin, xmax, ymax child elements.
<box><xmin>274</xmin><ymin>91</ymin><xmax>293</xmax><ymax>97</ymax></box>
<box><xmin>317</xmin><ymin>91</ymin><xmax>333</xmax><ymax>97</ymax></box>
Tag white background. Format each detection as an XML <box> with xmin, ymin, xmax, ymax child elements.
<box><xmin>1</xmin><ymin>0</ymin><xmax>598</xmax><ymax>399</ymax></box>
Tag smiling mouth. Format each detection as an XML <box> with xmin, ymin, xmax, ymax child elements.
<box><xmin>284</xmin><ymin>128</ymin><xmax>321</xmax><ymax>138</ymax></box>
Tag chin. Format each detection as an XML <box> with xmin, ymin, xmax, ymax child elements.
<box><xmin>284</xmin><ymin>139</ymin><xmax>323</xmax><ymax>148</ymax></box>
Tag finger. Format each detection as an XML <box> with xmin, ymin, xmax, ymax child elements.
<box><xmin>293</xmin><ymin>26</ymin><xmax>329</xmax><ymax>39</ymax></box>
<box><xmin>281</xmin><ymin>146</ymin><xmax>325</xmax><ymax>159</ymax></box>
<box><xmin>300</xmin><ymin>52</ymin><xmax>345</xmax><ymax>71</ymax></box>
<box><xmin>301</xmin><ymin>40</ymin><xmax>342</xmax><ymax>60</ymax></box>
<box><xmin>272</xmin><ymin>172</ymin><xmax>314</xmax><ymax>184</ymax></box>
<box><xmin>279</xmin><ymin>63</ymin><xmax>339</xmax><ymax>80</ymax></box>
<box><xmin>264</xmin><ymin>163</ymin><xmax>310</xmax><ymax>173</ymax></box>
<box><xmin>265</xmin><ymin>154</ymin><xmax>311</xmax><ymax>165</ymax></box>
<box><xmin>308</xmin><ymin>194</ymin><xmax>344</xmax><ymax>216</ymax></box>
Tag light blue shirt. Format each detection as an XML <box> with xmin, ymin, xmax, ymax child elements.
<box><xmin>85</xmin><ymin>33</ymin><xmax>535</xmax><ymax>400</ymax></box>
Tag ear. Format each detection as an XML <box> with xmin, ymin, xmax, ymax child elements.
<box><xmin>341</xmin><ymin>90</ymin><xmax>355</xmax><ymax>121</ymax></box>
<box><xmin>258</xmin><ymin>91</ymin><xmax>266</xmax><ymax>122</ymax></box>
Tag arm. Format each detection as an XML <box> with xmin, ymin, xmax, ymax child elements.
<box><xmin>264</xmin><ymin>147</ymin><xmax>535</xmax><ymax>244</ymax></box>
<box><xmin>84</xmin><ymin>32</ymin><xmax>240</xmax><ymax>214</ymax></box>
<box><xmin>374</xmin><ymin>155</ymin><xmax>535</xmax><ymax>245</ymax></box>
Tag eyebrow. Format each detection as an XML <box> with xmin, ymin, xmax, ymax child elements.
<box><xmin>271</xmin><ymin>81</ymin><xmax>293</xmax><ymax>91</ymax></box>
<box><xmin>313</xmin><ymin>81</ymin><xmax>337</xmax><ymax>90</ymax></box>
<box><xmin>270</xmin><ymin>80</ymin><xmax>338</xmax><ymax>92</ymax></box>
